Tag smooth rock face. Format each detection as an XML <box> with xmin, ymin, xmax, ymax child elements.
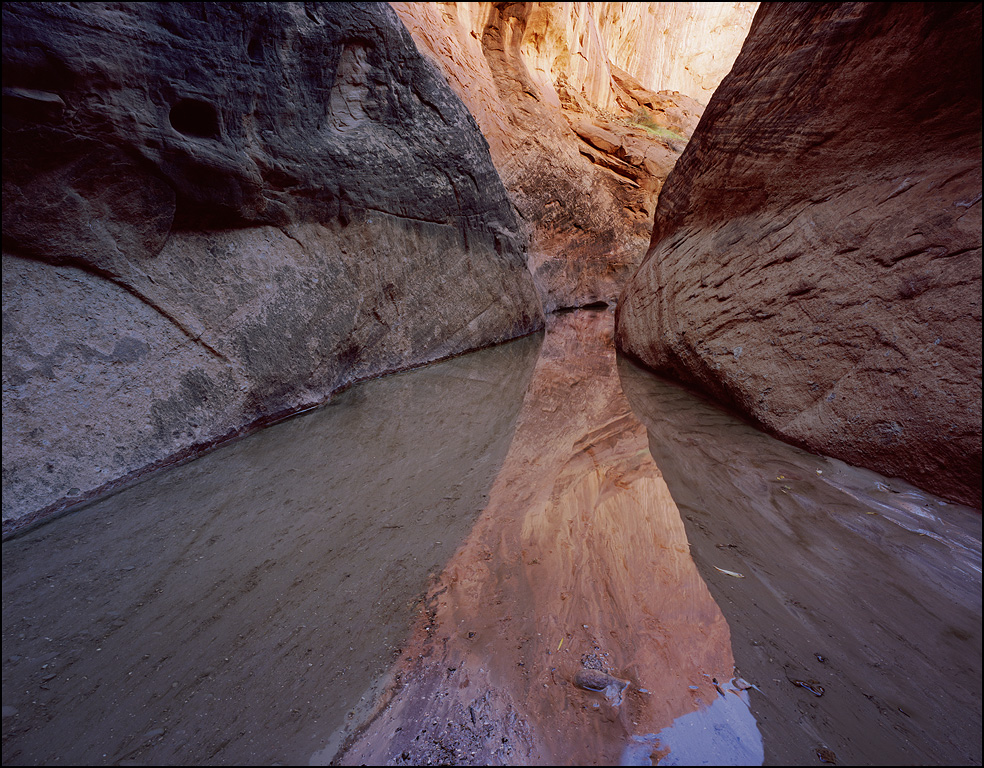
<box><xmin>617</xmin><ymin>3</ymin><xmax>983</xmax><ymax>507</ymax></box>
<box><xmin>1</xmin><ymin>2</ymin><xmax>542</xmax><ymax>533</ymax></box>
<box><xmin>593</xmin><ymin>2</ymin><xmax>759</xmax><ymax>106</ymax></box>
<box><xmin>391</xmin><ymin>2</ymin><xmax>754</xmax><ymax>312</ymax></box>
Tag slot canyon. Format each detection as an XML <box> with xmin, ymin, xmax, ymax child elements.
<box><xmin>2</xmin><ymin>2</ymin><xmax>980</xmax><ymax>766</ymax></box>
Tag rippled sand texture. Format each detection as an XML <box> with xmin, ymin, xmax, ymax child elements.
<box><xmin>337</xmin><ymin>310</ymin><xmax>749</xmax><ymax>766</ymax></box>
<box><xmin>1</xmin><ymin>334</ymin><xmax>540</xmax><ymax>766</ymax></box>
<box><xmin>619</xmin><ymin>357</ymin><xmax>982</xmax><ymax>766</ymax></box>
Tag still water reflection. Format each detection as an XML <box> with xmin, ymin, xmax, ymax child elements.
<box><xmin>2</xmin><ymin>309</ymin><xmax>980</xmax><ymax>766</ymax></box>
<box><xmin>336</xmin><ymin>308</ymin><xmax>759</xmax><ymax>766</ymax></box>
<box><xmin>619</xmin><ymin>354</ymin><xmax>982</xmax><ymax>766</ymax></box>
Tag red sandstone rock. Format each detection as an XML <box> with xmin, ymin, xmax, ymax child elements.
<box><xmin>617</xmin><ymin>3</ymin><xmax>983</xmax><ymax>507</ymax></box>
<box><xmin>391</xmin><ymin>2</ymin><xmax>753</xmax><ymax>311</ymax></box>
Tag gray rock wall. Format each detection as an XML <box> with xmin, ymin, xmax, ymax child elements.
<box><xmin>2</xmin><ymin>2</ymin><xmax>543</xmax><ymax>534</ymax></box>
<box><xmin>616</xmin><ymin>3</ymin><xmax>982</xmax><ymax>507</ymax></box>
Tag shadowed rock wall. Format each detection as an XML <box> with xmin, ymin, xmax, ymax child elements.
<box><xmin>392</xmin><ymin>2</ymin><xmax>755</xmax><ymax>312</ymax></box>
<box><xmin>2</xmin><ymin>2</ymin><xmax>543</xmax><ymax>534</ymax></box>
<box><xmin>617</xmin><ymin>3</ymin><xmax>983</xmax><ymax>507</ymax></box>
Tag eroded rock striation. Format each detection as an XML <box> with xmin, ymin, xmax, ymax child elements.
<box><xmin>617</xmin><ymin>3</ymin><xmax>983</xmax><ymax>507</ymax></box>
<box><xmin>392</xmin><ymin>2</ymin><xmax>755</xmax><ymax>312</ymax></box>
<box><xmin>2</xmin><ymin>2</ymin><xmax>542</xmax><ymax>533</ymax></box>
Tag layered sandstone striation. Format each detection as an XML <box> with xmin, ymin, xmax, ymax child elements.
<box><xmin>2</xmin><ymin>2</ymin><xmax>542</xmax><ymax>533</ymax></box>
<box><xmin>617</xmin><ymin>4</ymin><xmax>983</xmax><ymax>507</ymax></box>
<box><xmin>391</xmin><ymin>2</ymin><xmax>755</xmax><ymax>312</ymax></box>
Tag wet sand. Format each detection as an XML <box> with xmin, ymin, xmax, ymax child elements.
<box><xmin>3</xmin><ymin>309</ymin><xmax>981</xmax><ymax>766</ymax></box>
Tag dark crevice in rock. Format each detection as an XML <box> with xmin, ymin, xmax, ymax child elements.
<box><xmin>168</xmin><ymin>98</ymin><xmax>222</xmax><ymax>140</ymax></box>
<box><xmin>553</xmin><ymin>300</ymin><xmax>611</xmax><ymax>314</ymax></box>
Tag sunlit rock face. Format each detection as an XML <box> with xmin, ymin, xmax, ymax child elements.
<box><xmin>1</xmin><ymin>2</ymin><xmax>542</xmax><ymax>533</ymax></box>
<box><xmin>617</xmin><ymin>4</ymin><xmax>983</xmax><ymax>508</ymax></box>
<box><xmin>591</xmin><ymin>2</ymin><xmax>760</xmax><ymax>107</ymax></box>
<box><xmin>391</xmin><ymin>2</ymin><xmax>755</xmax><ymax>312</ymax></box>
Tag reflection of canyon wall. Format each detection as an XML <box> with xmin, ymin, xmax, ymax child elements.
<box><xmin>1</xmin><ymin>2</ymin><xmax>542</xmax><ymax>533</ymax></box>
<box><xmin>338</xmin><ymin>312</ymin><xmax>737</xmax><ymax>766</ymax></box>
<box><xmin>391</xmin><ymin>2</ymin><xmax>755</xmax><ymax>312</ymax></box>
<box><xmin>617</xmin><ymin>3</ymin><xmax>983</xmax><ymax>508</ymax></box>
<box><xmin>618</xmin><ymin>356</ymin><xmax>982</xmax><ymax>766</ymax></box>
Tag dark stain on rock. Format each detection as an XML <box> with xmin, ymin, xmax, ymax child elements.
<box><xmin>3</xmin><ymin>335</ymin><xmax>150</xmax><ymax>385</ymax></box>
<box><xmin>110</xmin><ymin>337</ymin><xmax>150</xmax><ymax>364</ymax></box>
<box><xmin>150</xmin><ymin>368</ymin><xmax>220</xmax><ymax>442</ymax></box>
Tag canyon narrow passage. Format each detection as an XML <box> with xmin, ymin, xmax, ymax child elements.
<box><xmin>3</xmin><ymin>310</ymin><xmax>979</xmax><ymax>766</ymax></box>
<box><xmin>2</xmin><ymin>4</ymin><xmax>980</xmax><ymax>766</ymax></box>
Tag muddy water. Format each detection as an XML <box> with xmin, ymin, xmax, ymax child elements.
<box><xmin>3</xmin><ymin>310</ymin><xmax>981</xmax><ymax>766</ymax></box>
<box><xmin>335</xmin><ymin>310</ymin><xmax>759</xmax><ymax>766</ymax></box>
<box><xmin>1</xmin><ymin>334</ymin><xmax>541</xmax><ymax>765</ymax></box>
<box><xmin>336</xmin><ymin>309</ymin><xmax>981</xmax><ymax>766</ymax></box>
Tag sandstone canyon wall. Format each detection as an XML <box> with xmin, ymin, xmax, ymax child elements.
<box><xmin>593</xmin><ymin>2</ymin><xmax>759</xmax><ymax>106</ymax></box>
<box><xmin>391</xmin><ymin>2</ymin><xmax>755</xmax><ymax>312</ymax></box>
<box><xmin>617</xmin><ymin>3</ymin><xmax>983</xmax><ymax>507</ymax></box>
<box><xmin>2</xmin><ymin>2</ymin><xmax>543</xmax><ymax>535</ymax></box>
